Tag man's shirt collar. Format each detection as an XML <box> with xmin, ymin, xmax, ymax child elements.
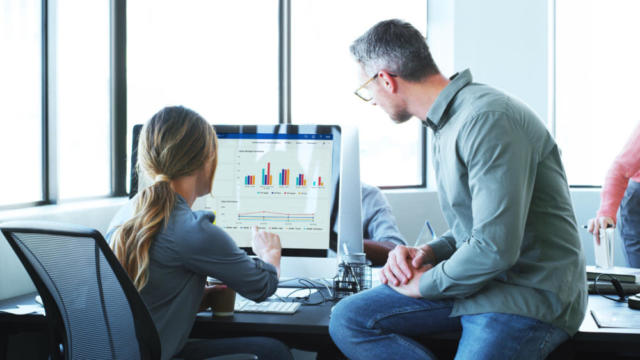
<box><xmin>425</xmin><ymin>69</ymin><xmax>473</xmax><ymax>131</ymax></box>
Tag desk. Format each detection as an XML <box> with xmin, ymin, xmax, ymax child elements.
<box><xmin>573</xmin><ymin>296</ymin><xmax>640</xmax><ymax>354</ymax></box>
<box><xmin>191</xmin><ymin>292</ymin><xmax>640</xmax><ymax>358</ymax></box>
<box><xmin>191</xmin><ymin>289</ymin><xmax>340</xmax><ymax>355</ymax></box>
<box><xmin>3</xmin><ymin>293</ymin><xmax>640</xmax><ymax>358</ymax></box>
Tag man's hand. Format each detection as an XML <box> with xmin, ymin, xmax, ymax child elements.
<box><xmin>389</xmin><ymin>264</ymin><xmax>433</xmax><ymax>298</ymax></box>
<box><xmin>380</xmin><ymin>244</ymin><xmax>436</xmax><ymax>286</ymax></box>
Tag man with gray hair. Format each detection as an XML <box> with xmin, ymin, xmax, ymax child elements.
<box><xmin>329</xmin><ymin>19</ymin><xmax>586</xmax><ymax>359</ymax></box>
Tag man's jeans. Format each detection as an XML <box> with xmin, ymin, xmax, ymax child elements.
<box><xmin>329</xmin><ymin>285</ymin><xmax>569</xmax><ymax>360</ymax></box>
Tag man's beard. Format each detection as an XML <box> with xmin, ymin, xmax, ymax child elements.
<box><xmin>390</xmin><ymin>107</ymin><xmax>412</xmax><ymax>124</ymax></box>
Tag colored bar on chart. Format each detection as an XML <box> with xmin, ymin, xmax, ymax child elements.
<box><xmin>262</xmin><ymin>169</ymin><xmax>266</xmax><ymax>185</ymax></box>
<box><xmin>267</xmin><ymin>163</ymin><xmax>271</xmax><ymax>185</ymax></box>
<box><xmin>303</xmin><ymin>179</ymin><xmax>307</xmax><ymax>186</ymax></box>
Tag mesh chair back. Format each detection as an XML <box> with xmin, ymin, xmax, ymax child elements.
<box><xmin>1</xmin><ymin>221</ymin><xmax>160</xmax><ymax>360</ymax></box>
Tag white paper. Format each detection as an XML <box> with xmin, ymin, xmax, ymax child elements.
<box><xmin>271</xmin><ymin>288</ymin><xmax>317</xmax><ymax>299</ymax></box>
<box><xmin>594</xmin><ymin>227</ymin><xmax>615</xmax><ymax>268</ymax></box>
<box><xmin>0</xmin><ymin>304</ymin><xmax>45</xmax><ymax>315</ymax></box>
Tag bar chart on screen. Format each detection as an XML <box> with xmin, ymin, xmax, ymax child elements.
<box><xmin>193</xmin><ymin>132</ymin><xmax>334</xmax><ymax>250</ymax></box>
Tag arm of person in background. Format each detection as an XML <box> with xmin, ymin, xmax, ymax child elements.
<box><xmin>364</xmin><ymin>240</ymin><xmax>397</xmax><ymax>266</ymax></box>
<box><xmin>361</xmin><ymin>183</ymin><xmax>408</xmax><ymax>266</ymax></box>
<box><xmin>589</xmin><ymin>122</ymin><xmax>640</xmax><ymax>244</ymax></box>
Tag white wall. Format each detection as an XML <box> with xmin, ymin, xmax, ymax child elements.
<box><xmin>0</xmin><ymin>198</ymin><xmax>127</xmax><ymax>300</ymax></box>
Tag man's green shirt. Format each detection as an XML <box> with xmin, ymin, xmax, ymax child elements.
<box><xmin>420</xmin><ymin>69</ymin><xmax>587</xmax><ymax>335</ymax></box>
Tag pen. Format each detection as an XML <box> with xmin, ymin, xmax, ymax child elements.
<box><xmin>414</xmin><ymin>221</ymin><xmax>436</xmax><ymax>247</ymax></box>
<box><xmin>426</xmin><ymin>221</ymin><xmax>436</xmax><ymax>239</ymax></box>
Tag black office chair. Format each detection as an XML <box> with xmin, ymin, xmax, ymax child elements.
<box><xmin>1</xmin><ymin>220</ymin><xmax>161</xmax><ymax>359</ymax></box>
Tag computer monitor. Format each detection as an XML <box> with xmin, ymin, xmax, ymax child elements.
<box><xmin>129</xmin><ymin>124</ymin><xmax>342</xmax><ymax>258</ymax></box>
<box><xmin>336</xmin><ymin>126</ymin><xmax>364</xmax><ymax>260</ymax></box>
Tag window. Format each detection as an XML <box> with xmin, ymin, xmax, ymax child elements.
<box><xmin>54</xmin><ymin>0</ymin><xmax>111</xmax><ymax>199</ymax></box>
<box><xmin>291</xmin><ymin>0</ymin><xmax>427</xmax><ymax>187</ymax></box>
<box><xmin>555</xmin><ymin>0</ymin><xmax>640</xmax><ymax>186</ymax></box>
<box><xmin>0</xmin><ymin>0</ymin><xmax>42</xmax><ymax>206</ymax></box>
<box><xmin>127</xmin><ymin>0</ymin><xmax>279</xmax><ymax>127</ymax></box>
<box><xmin>2</xmin><ymin>1</ymin><xmax>429</xmax><ymax>209</ymax></box>
<box><xmin>127</xmin><ymin>0</ymin><xmax>280</xmax><ymax>193</ymax></box>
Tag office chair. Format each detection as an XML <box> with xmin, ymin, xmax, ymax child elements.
<box><xmin>0</xmin><ymin>221</ymin><xmax>257</xmax><ymax>360</ymax></box>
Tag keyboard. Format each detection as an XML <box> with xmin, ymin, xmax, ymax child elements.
<box><xmin>234</xmin><ymin>300</ymin><xmax>301</xmax><ymax>314</ymax></box>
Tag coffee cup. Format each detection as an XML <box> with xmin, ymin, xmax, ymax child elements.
<box><xmin>210</xmin><ymin>286</ymin><xmax>236</xmax><ymax>316</ymax></box>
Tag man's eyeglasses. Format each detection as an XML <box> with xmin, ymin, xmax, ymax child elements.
<box><xmin>354</xmin><ymin>72</ymin><xmax>397</xmax><ymax>102</ymax></box>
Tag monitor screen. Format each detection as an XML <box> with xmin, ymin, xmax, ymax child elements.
<box><xmin>130</xmin><ymin>124</ymin><xmax>341</xmax><ymax>257</ymax></box>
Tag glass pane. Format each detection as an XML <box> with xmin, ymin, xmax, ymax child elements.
<box><xmin>55</xmin><ymin>0</ymin><xmax>111</xmax><ymax>199</ymax></box>
<box><xmin>556</xmin><ymin>0</ymin><xmax>640</xmax><ymax>185</ymax></box>
<box><xmin>127</xmin><ymin>0</ymin><xmax>279</xmax><ymax>125</ymax></box>
<box><xmin>0</xmin><ymin>0</ymin><xmax>42</xmax><ymax>206</ymax></box>
<box><xmin>291</xmin><ymin>1</ymin><xmax>426</xmax><ymax>187</ymax></box>
<box><xmin>127</xmin><ymin>0</ymin><xmax>279</xmax><ymax>193</ymax></box>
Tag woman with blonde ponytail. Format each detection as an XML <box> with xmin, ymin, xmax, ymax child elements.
<box><xmin>106</xmin><ymin>106</ymin><xmax>292</xmax><ymax>360</ymax></box>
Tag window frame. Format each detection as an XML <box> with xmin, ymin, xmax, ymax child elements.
<box><xmin>2</xmin><ymin>0</ymin><xmax>427</xmax><ymax>210</ymax></box>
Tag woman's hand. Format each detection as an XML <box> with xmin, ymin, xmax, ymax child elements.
<box><xmin>251</xmin><ymin>226</ymin><xmax>282</xmax><ymax>278</ymax></box>
<box><xmin>587</xmin><ymin>216</ymin><xmax>615</xmax><ymax>245</ymax></box>
<box><xmin>251</xmin><ymin>226</ymin><xmax>282</xmax><ymax>259</ymax></box>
